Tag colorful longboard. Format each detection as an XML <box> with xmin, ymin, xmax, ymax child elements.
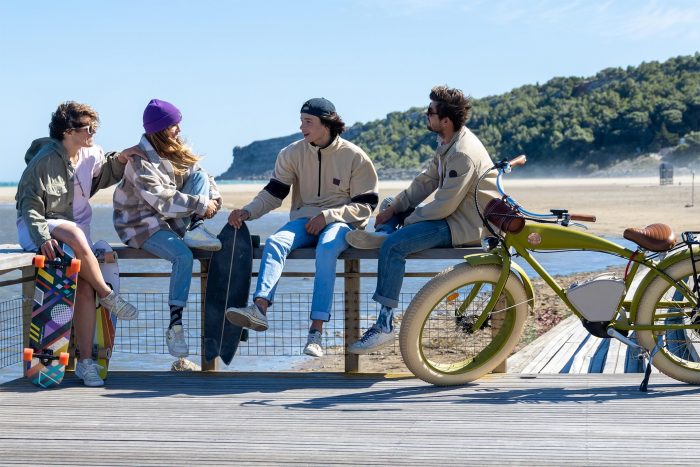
<box><xmin>23</xmin><ymin>244</ymin><xmax>81</xmax><ymax>388</ymax></box>
<box><xmin>93</xmin><ymin>240</ymin><xmax>119</xmax><ymax>380</ymax></box>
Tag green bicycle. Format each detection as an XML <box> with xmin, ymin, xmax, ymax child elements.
<box><xmin>399</xmin><ymin>155</ymin><xmax>700</xmax><ymax>391</ymax></box>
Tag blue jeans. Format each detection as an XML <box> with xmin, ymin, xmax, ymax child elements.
<box><xmin>373</xmin><ymin>218</ymin><xmax>452</xmax><ymax>308</ymax></box>
<box><xmin>255</xmin><ymin>217</ymin><xmax>352</xmax><ymax>322</ymax></box>
<box><xmin>140</xmin><ymin>171</ymin><xmax>209</xmax><ymax>307</ymax></box>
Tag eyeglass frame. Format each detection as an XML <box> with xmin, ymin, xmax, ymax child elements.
<box><xmin>425</xmin><ymin>108</ymin><xmax>440</xmax><ymax>117</ymax></box>
<box><xmin>66</xmin><ymin>124</ymin><xmax>97</xmax><ymax>135</ymax></box>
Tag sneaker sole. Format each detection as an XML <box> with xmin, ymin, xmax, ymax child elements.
<box><xmin>347</xmin><ymin>336</ymin><xmax>395</xmax><ymax>355</ymax></box>
<box><xmin>225</xmin><ymin>311</ymin><xmax>269</xmax><ymax>332</ymax></box>
<box><xmin>303</xmin><ymin>346</ymin><xmax>323</xmax><ymax>358</ymax></box>
<box><xmin>186</xmin><ymin>243</ymin><xmax>222</xmax><ymax>251</ymax></box>
<box><xmin>346</xmin><ymin>231</ymin><xmax>386</xmax><ymax>250</ymax></box>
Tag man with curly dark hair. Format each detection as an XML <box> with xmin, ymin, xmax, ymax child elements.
<box><xmin>345</xmin><ymin>85</ymin><xmax>500</xmax><ymax>354</ymax></box>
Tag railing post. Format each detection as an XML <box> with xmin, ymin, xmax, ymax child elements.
<box><xmin>21</xmin><ymin>266</ymin><xmax>34</xmax><ymax>349</ymax></box>
<box><xmin>199</xmin><ymin>259</ymin><xmax>218</xmax><ymax>371</ymax></box>
<box><xmin>344</xmin><ymin>258</ymin><xmax>361</xmax><ymax>373</ymax></box>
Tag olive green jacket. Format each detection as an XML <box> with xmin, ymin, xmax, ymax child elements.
<box><xmin>15</xmin><ymin>138</ymin><xmax>125</xmax><ymax>247</ymax></box>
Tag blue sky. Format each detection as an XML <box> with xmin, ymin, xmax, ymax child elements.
<box><xmin>1</xmin><ymin>0</ymin><xmax>699</xmax><ymax>182</ymax></box>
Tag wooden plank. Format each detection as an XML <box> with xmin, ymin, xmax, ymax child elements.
<box><xmin>518</xmin><ymin>316</ymin><xmax>579</xmax><ymax>373</ymax></box>
<box><xmin>1</xmin><ymin>372</ymin><xmax>698</xmax><ymax>465</ymax></box>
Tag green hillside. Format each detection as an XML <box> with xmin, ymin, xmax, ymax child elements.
<box><xmin>218</xmin><ymin>53</ymin><xmax>700</xmax><ymax>180</ymax></box>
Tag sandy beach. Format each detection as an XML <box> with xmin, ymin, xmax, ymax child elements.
<box><xmin>4</xmin><ymin>176</ymin><xmax>699</xmax><ymax>237</ymax></box>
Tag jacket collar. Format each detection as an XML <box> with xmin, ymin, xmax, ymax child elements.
<box><xmin>436</xmin><ymin>127</ymin><xmax>466</xmax><ymax>158</ymax></box>
<box><xmin>309</xmin><ymin>135</ymin><xmax>342</xmax><ymax>154</ymax></box>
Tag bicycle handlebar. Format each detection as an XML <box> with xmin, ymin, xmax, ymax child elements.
<box><xmin>570</xmin><ymin>214</ymin><xmax>597</xmax><ymax>223</ymax></box>
<box><xmin>509</xmin><ymin>154</ymin><xmax>527</xmax><ymax>167</ymax></box>
<box><xmin>493</xmin><ymin>154</ymin><xmax>597</xmax><ymax>225</ymax></box>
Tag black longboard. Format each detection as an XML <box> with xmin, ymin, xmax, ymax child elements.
<box><xmin>203</xmin><ymin>223</ymin><xmax>253</xmax><ymax>365</ymax></box>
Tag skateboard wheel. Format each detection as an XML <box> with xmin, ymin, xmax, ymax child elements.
<box><xmin>23</xmin><ymin>348</ymin><xmax>34</xmax><ymax>362</ymax></box>
<box><xmin>58</xmin><ymin>352</ymin><xmax>70</xmax><ymax>366</ymax></box>
<box><xmin>68</xmin><ymin>259</ymin><xmax>81</xmax><ymax>275</ymax></box>
<box><xmin>33</xmin><ymin>255</ymin><xmax>45</xmax><ymax>268</ymax></box>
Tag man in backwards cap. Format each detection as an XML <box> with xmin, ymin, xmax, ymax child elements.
<box><xmin>227</xmin><ymin>98</ymin><xmax>378</xmax><ymax>358</ymax></box>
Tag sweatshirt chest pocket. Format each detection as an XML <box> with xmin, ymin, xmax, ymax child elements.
<box><xmin>329</xmin><ymin>174</ymin><xmax>350</xmax><ymax>196</ymax></box>
<box><xmin>45</xmin><ymin>183</ymin><xmax>68</xmax><ymax>212</ymax></box>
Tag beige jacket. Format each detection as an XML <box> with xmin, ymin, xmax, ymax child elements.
<box><xmin>392</xmin><ymin>127</ymin><xmax>499</xmax><ymax>246</ymax></box>
<box><xmin>243</xmin><ymin>137</ymin><xmax>378</xmax><ymax>227</ymax></box>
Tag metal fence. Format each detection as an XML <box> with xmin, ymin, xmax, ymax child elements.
<box><xmin>0</xmin><ymin>291</ymin><xmax>417</xmax><ymax>370</ymax></box>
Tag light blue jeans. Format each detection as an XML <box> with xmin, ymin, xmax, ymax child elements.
<box><xmin>141</xmin><ymin>171</ymin><xmax>209</xmax><ymax>307</ymax></box>
<box><xmin>373</xmin><ymin>218</ymin><xmax>452</xmax><ymax>309</ymax></box>
<box><xmin>255</xmin><ymin>217</ymin><xmax>352</xmax><ymax>322</ymax></box>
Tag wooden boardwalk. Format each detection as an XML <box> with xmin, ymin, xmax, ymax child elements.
<box><xmin>3</xmin><ymin>371</ymin><xmax>700</xmax><ymax>465</ymax></box>
<box><xmin>509</xmin><ymin>316</ymin><xmax>650</xmax><ymax>374</ymax></box>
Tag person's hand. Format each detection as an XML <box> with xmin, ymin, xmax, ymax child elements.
<box><xmin>205</xmin><ymin>198</ymin><xmax>222</xmax><ymax>219</ymax></box>
<box><xmin>40</xmin><ymin>239</ymin><xmax>63</xmax><ymax>261</ymax></box>
<box><xmin>375</xmin><ymin>204</ymin><xmax>396</xmax><ymax>226</ymax></box>
<box><xmin>228</xmin><ymin>209</ymin><xmax>250</xmax><ymax>229</ymax></box>
<box><xmin>204</xmin><ymin>199</ymin><xmax>219</xmax><ymax>219</ymax></box>
<box><xmin>305</xmin><ymin>214</ymin><xmax>327</xmax><ymax>235</ymax></box>
<box><xmin>117</xmin><ymin>145</ymin><xmax>146</xmax><ymax>163</ymax></box>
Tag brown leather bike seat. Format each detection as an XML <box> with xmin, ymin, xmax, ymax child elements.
<box><xmin>623</xmin><ymin>223</ymin><xmax>676</xmax><ymax>252</ymax></box>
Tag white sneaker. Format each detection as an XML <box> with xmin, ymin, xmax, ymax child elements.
<box><xmin>225</xmin><ymin>304</ymin><xmax>269</xmax><ymax>331</ymax></box>
<box><xmin>303</xmin><ymin>330</ymin><xmax>324</xmax><ymax>357</ymax></box>
<box><xmin>99</xmin><ymin>290</ymin><xmax>138</xmax><ymax>320</ymax></box>
<box><xmin>379</xmin><ymin>196</ymin><xmax>394</xmax><ymax>212</ymax></box>
<box><xmin>75</xmin><ymin>359</ymin><xmax>104</xmax><ymax>387</ymax></box>
<box><xmin>346</xmin><ymin>230</ymin><xmax>389</xmax><ymax>250</ymax></box>
<box><xmin>184</xmin><ymin>223</ymin><xmax>222</xmax><ymax>251</ymax></box>
<box><xmin>165</xmin><ymin>325</ymin><xmax>189</xmax><ymax>357</ymax></box>
<box><xmin>347</xmin><ymin>325</ymin><xmax>395</xmax><ymax>354</ymax></box>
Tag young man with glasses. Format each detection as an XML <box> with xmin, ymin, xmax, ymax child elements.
<box><xmin>344</xmin><ymin>85</ymin><xmax>500</xmax><ymax>354</ymax></box>
<box><xmin>16</xmin><ymin>101</ymin><xmax>142</xmax><ymax>386</ymax></box>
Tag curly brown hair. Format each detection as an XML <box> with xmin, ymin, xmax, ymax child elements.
<box><xmin>49</xmin><ymin>101</ymin><xmax>100</xmax><ymax>140</ymax></box>
<box><xmin>429</xmin><ymin>85</ymin><xmax>472</xmax><ymax>129</ymax></box>
<box><xmin>145</xmin><ymin>129</ymin><xmax>201</xmax><ymax>176</ymax></box>
<box><xmin>320</xmin><ymin>113</ymin><xmax>346</xmax><ymax>140</ymax></box>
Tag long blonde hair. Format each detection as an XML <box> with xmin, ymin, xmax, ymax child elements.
<box><xmin>145</xmin><ymin>129</ymin><xmax>201</xmax><ymax>176</ymax></box>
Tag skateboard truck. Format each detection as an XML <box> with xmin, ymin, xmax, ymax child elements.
<box><xmin>23</xmin><ymin>348</ymin><xmax>70</xmax><ymax>367</ymax></box>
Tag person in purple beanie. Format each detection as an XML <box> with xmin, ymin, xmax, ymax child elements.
<box><xmin>113</xmin><ymin>99</ymin><xmax>223</xmax><ymax>358</ymax></box>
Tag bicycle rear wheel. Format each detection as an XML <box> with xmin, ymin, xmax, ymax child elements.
<box><xmin>635</xmin><ymin>258</ymin><xmax>700</xmax><ymax>384</ymax></box>
<box><xmin>399</xmin><ymin>263</ymin><xmax>529</xmax><ymax>386</ymax></box>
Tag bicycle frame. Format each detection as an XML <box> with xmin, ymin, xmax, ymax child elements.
<box><xmin>466</xmin><ymin>169</ymin><xmax>700</xmax><ymax>335</ymax></box>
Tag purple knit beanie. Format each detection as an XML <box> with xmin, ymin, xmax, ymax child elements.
<box><xmin>143</xmin><ymin>99</ymin><xmax>182</xmax><ymax>134</ymax></box>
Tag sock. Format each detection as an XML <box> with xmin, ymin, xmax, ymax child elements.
<box><xmin>376</xmin><ymin>305</ymin><xmax>394</xmax><ymax>333</ymax></box>
<box><xmin>189</xmin><ymin>218</ymin><xmax>203</xmax><ymax>231</ymax></box>
<box><xmin>169</xmin><ymin>305</ymin><xmax>183</xmax><ymax>329</ymax></box>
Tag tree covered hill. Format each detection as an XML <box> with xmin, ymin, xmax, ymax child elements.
<box><xmin>218</xmin><ymin>53</ymin><xmax>700</xmax><ymax>180</ymax></box>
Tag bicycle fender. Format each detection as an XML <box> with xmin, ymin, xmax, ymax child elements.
<box><xmin>628</xmin><ymin>247</ymin><xmax>700</xmax><ymax>320</ymax></box>
<box><xmin>463</xmin><ymin>253</ymin><xmax>535</xmax><ymax>310</ymax></box>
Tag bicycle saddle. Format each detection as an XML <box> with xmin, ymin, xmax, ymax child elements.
<box><xmin>623</xmin><ymin>223</ymin><xmax>676</xmax><ymax>252</ymax></box>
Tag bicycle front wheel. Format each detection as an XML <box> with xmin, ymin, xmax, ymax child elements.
<box><xmin>636</xmin><ymin>258</ymin><xmax>700</xmax><ymax>384</ymax></box>
<box><xmin>399</xmin><ymin>263</ymin><xmax>530</xmax><ymax>386</ymax></box>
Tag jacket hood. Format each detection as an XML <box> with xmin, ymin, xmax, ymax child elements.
<box><xmin>24</xmin><ymin>137</ymin><xmax>65</xmax><ymax>165</ymax></box>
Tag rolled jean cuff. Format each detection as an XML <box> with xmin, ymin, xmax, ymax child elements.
<box><xmin>372</xmin><ymin>292</ymin><xmax>399</xmax><ymax>309</ymax></box>
<box><xmin>309</xmin><ymin>310</ymin><xmax>331</xmax><ymax>322</ymax></box>
<box><xmin>169</xmin><ymin>299</ymin><xmax>187</xmax><ymax>308</ymax></box>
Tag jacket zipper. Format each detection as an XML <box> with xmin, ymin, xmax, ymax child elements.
<box><xmin>317</xmin><ymin>148</ymin><xmax>322</xmax><ymax>197</ymax></box>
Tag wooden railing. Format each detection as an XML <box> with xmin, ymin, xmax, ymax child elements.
<box><xmin>0</xmin><ymin>243</ymin><xmax>480</xmax><ymax>373</ymax></box>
